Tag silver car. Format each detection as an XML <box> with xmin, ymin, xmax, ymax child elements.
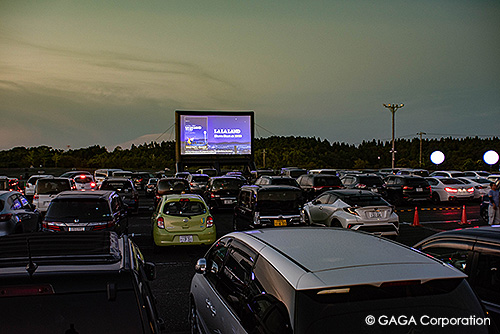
<box><xmin>302</xmin><ymin>189</ymin><xmax>399</xmax><ymax>237</ymax></box>
<box><xmin>190</xmin><ymin>228</ymin><xmax>490</xmax><ymax>333</ymax></box>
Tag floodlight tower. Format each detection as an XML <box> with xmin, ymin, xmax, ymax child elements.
<box><xmin>383</xmin><ymin>103</ymin><xmax>404</xmax><ymax>169</ymax></box>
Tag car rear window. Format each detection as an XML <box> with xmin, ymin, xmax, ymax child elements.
<box><xmin>272</xmin><ymin>178</ymin><xmax>299</xmax><ymax>187</ymax></box>
<box><xmin>406</xmin><ymin>178</ymin><xmax>429</xmax><ymax>186</ymax></box>
<box><xmin>101</xmin><ymin>181</ymin><xmax>132</xmax><ymax>191</ymax></box>
<box><xmin>257</xmin><ymin>190</ymin><xmax>302</xmax><ymax>202</ymax></box>
<box><xmin>46</xmin><ymin>198</ymin><xmax>111</xmax><ymax>221</ymax></box>
<box><xmin>212</xmin><ymin>179</ymin><xmax>244</xmax><ymax>190</ymax></box>
<box><xmin>314</xmin><ymin>176</ymin><xmax>342</xmax><ymax>187</ymax></box>
<box><xmin>74</xmin><ymin>176</ymin><xmax>93</xmax><ymax>184</ymax></box>
<box><xmin>192</xmin><ymin>176</ymin><xmax>209</xmax><ymax>182</ymax></box>
<box><xmin>342</xmin><ymin>195</ymin><xmax>389</xmax><ymax>207</ymax></box>
<box><xmin>296</xmin><ymin>279</ymin><xmax>488</xmax><ymax>333</ymax></box>
<box><xmin>36</xmin><ymin>180</ymin><xmax>71</xmax><ymax>194</ymax></box>
<box><xmin>163</xmin><ymin>200</ymin><xmax>206</xmax><ymax>216</ymax></box>
<box><xmin>441</xmin><ymin>178</ymin><xmax>464</xmax><ymax>185</ymax></box>
<box><xmin>0</xmin><ymin>181</ymin><xmax>8</xmax><ymax>190</ymax></box>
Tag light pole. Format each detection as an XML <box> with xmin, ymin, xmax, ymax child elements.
<box><xmin>383</xmin><ymin>103</ymin><xmax>404</xmax><ymax>169</ymax></box>
<box><xmin>417</xmin><ymin>132</ymin><xmax>426</xmax><ymax>167</ymax></box>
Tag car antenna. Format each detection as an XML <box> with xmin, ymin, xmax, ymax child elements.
<box><xmin>25</xmin><ymin>238</ymin><xmax>38</xmax><ymax>278</ymax></box>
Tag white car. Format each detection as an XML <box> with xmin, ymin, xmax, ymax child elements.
<box><xmin>33</xmin><ymin>177</ymin><xmax>76</xmax><ymax>214</ymax></box>
<box><xmin>425</xmin><ymin>177</ymin><xmax>474</xmax><ymax>202</ymax></box>
<box><xmin>302</xmin><ymin>189</ymin><xmax>399</xmax><ymax>237</ymax></box>
<box><xmin>73</xmin><ymin>174</ymin><xmax>97</xmax><ymax>191</ymax></box>
<box><xmin>456</xmin><ymin>177</ymin><xmax>490</xmax><ymax>199</ymax></box>
<box><xmin>487</xmin><ymin>174</ymin><xmax>500</xmax><ymax>184</ymax></box>
<box><xmin>24</xmin><ymin>174</ymin><xmax>54</xmax><ymax>199</ymax></box>
<box><xmin>463</xmin><ymin>171</ymin><xmax>490</xmax><ymax>178</ymax></box>
<box><xmin>429</xmin><ymin>170</ymin><xmax>466</xmax><ymax>178</ymax></box>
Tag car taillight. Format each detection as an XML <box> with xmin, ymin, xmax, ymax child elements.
<box><xmin>467</xmin><ymin>187</ymin><xmax>474</xmax><ymax>193</ymax></box>
<box><xmin>403</xmin><ymin>186</ymin><xmax>414</xmax><ymax>190</ymax></box>
<box><xmin>0</xmin><ymin>284</ymin><xmax>54</xmax><ymax>297</ymax></box>
<box><xmin>355</xmin><ymin>184</ymin><xmax>367</xmax><ymax>189</ymax></box>
<box><xmin>90</xmin><ymin>182</ymin><xmax>96</xmax><ymax>188</ymax></box>
<box><xmin>210</xmin><ymin>193</ymin><xmax>215</xmax><ymax>198</ymax></box>
<box><xmin>157</xmin><ymin>217</ymin><xmax>165</xmax><ymax>229</ymax></box>
<box><xmin>444</xmin><ymin>187</ymin><xmax>458</xmax><ymax>193</ymax></box>
<box><xmin>92</xmin><ymin>221</ymin><xmax>114</xmax><ymax>231</ymax></box>
<box><xmin>33</xmin><ymin>194</ymin><xmax>39</xmax><ymax>200</ymax></box>
<box><xmin>206</xmin><ymin>216</ymin><xmax>214</xmax><ymax>228</ymax></box>
<box><xmin>344</xmin><ymin>207</ymin><xmax>359</xmax><ymax>216</ymax></box>
<box><xmin>0</xmin><ymin>214</ymin><xmax>13</xmax><ymax>222</ymax></box>
<box><xmin>43</xmin><ymin>221</ymin><xmax>62</xmax><ymax>231</ymax></box>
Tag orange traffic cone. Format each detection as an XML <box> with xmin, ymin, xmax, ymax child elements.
<box><xmin>459</xmin><ymin>205</ymin><xmax>469</xmax><ymax>225</ymax></box>
<box><xmin>412</xmin><ymin>207</ymin><xmax>420</xmax><ymax>226</ymax></box>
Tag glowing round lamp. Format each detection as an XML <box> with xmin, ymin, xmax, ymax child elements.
<box><xmin>430</xmin><ymin>151</ymin><xmax>445</xmax><ymax>165</ymax></box>
<box><xmin>484</xmin><ymin>150</ymin><xmax>499</xmax><ymax>165</ymax></box>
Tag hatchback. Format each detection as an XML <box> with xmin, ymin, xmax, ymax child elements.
<box><xmin>33</xmin><ymin>177</ymin><xmax>76</xmax><ymax>214</ymax></box>
<box><xmin>100</xmin><ymin>177</ymin><xmax>139</xmax><ymax>214</ymax></box>
<box><xmin>151</xmin><ymin>194</ymin><xmax>216</xmax><ymax>249</ymax></box>
<box><xmin>0</xmin><ymin>190</ymin><xmax>40</xmax><ymax>235</ymax></box>
<box><xmin>302</xmin><ymin>189</ymin><xmax>399</xmax><ymax>237</ymax></box>
<box><xmin>190</xmin><ymin>228</ymin><xmax>491</xmax><ymax>333</ymax></box>
<box><xmin>73</xmin><ymin>174</ymin><xmax>97</xmax><ymax>191</ymax></box>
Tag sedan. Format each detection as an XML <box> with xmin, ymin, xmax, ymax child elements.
<box><xmin>0</xmin><ymin>191</ymin><xmax>41</xmax><ymax>235</ymax></box>
<box><xmin>152</xmin><ymin>194</ymin><xmax>216</xmax><ymax>251</ymax></box>
<box><xmin>425</xmin><ymin>177</ymin><xmax>475</xmax><ymax>203</ymax></box>
<box><xmin>302</xmin><ymin>189</ymin><xmax>399</xmax><ymax>237</ymax></box>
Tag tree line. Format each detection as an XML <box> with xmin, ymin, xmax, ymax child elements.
<box><xmin>0</xmin><ymin>136</ymin><xmax>499</xmax><ymax>172</ymax></box>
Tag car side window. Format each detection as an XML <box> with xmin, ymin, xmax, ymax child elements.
<box><xmin>422</xmin><ymin>246</ymin><xmax>470</xmax><ymax>272</ymax></box>
<box><xmin>205</xmin><ymin>238</ymin><xmax>231</xmax><ymax>287</ymax></box>
<box><xmin>239</xmin><ymin>190</ymin><xmax>251</xmax><ymax>208</ymax></box>
<box><xmin>19</xmin><ymin>195</ymin><xmax>31</xmax><ymax>210</ymax></box>
<box><xmin>111</xmin><ymin>195</ymin><xmax>121</xmax><ymax>214</ymax></box>
<box><xmin>316</xmin><ymin>194</ymin><xmax>330</xmax><ymax>205</ymax></box>
<box><xmin>472</xmin><ymin>252</ymin><xmax>500</xmax><ymax>304</ymax></box>
<box><xmin>10</xmin><ymin>195</ymin><xmax>23</xmax><ymax>210</ymax></box>
<box><xmin>385</xmin><ymin>177</ymin><xmax>394</xmax><ymax>185</ymax></box>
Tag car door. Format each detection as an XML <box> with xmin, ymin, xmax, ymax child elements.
<box><xmin>9</xmin><ymin>194</ymin><xmax>39</xmax><ymax>233</ymax></box>
<box><xmin>308</xmin><ymin>193</ymin><xmax>332</xmax><ymax>225</ymax></box>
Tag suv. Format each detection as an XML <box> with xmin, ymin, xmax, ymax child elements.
<box><xmin>100</xmin><ymin>177</ymin><xmax>139</xmax><ymax>214</ymax></box>
<box><xmin>254</xmin><ymin>175</ymin><xmax>300</xmax><ymax>188</ymax></box>
<box><xmin>132</xmin><ymin>172</ymin><xmax>153</xmax><ymax>191</ymax></box>
<box><xmin>186</xmin><ymin>174</ymin><xmax>210</xmax><ymax>194</ymax></box>
<box><xmin>24</xmin><ymin>174</ymin><xmax>54</xmax><ymax>200</ymax></box>
<box><xmin>190</xmin><ymin>228</ymin><xmax>491</xmax><ymax>334</ymax></box>
<box><xmin>340</xmin><ymin>173</ymin><xmax>387</xmax><ymax>196</ymax></box>
<box><xmin>0</xmin><ymin>231</ymin><xmax>165</xmax><ymax>333</ymax></box>
<box><xmin>33</xmin><ymin>177</ymin><xmax>76</xmax><ymax>214</ymax></box>
<box><xmin>154</xmin><ymin>177</ymin><xmax>191</xmax><ymax>208</ymax></box>
<box><xmin>233</xmin><ymin>185</ymin><xmax>304</xmax><ymax>230</ymax></box>
<box><xmin>414</xmin><ymin>226</ymin><xmax>500</xmax><ymax>326</ymax></box>
<box><xmin>296</xmin><ymin>174</ymin><xmax>343</xmax><ymax>201</ymax></box>
<box><xmin>42</xmin><ymin>190</ymin><xmax>128</xmax><ymax>234</ymax></box>
<box><xmin>384</xmin><ymin>175</ymin><xmax>431</xmax><ymax>204</ymax></box>
<box><xmin>0</xmin><ymin>191</ymin><xmax>40</xmax><ymax>235</ymax></box>
<box><xmin>204</xmin><ymin>176</ymin><xmax>245</xmax><ymax>211</ymax></box>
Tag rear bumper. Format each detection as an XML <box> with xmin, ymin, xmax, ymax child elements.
<box><xmin>153</xmin><ymin>228</ymin><xmax>216</xmax><ymax>246</ymax></box>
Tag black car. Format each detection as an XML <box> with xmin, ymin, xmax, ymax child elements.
<box><xmin>340</xmin><ymin>173</ymin><xmax>387</xmax><ymax>197</ymax></box>
<box><xmin>254</xmin><ymin>175</ymin><xmax>300</xmax><ymax>188</ymax></box>
<box><xmin>233</xmin><ymin>185</ymin><xmax>305</xmax><ymax>230</ymax></box>
<box><xmin>384</xmin><ymin>175</ymin><xmax>431</xmax><ymax>205</ymax></box>
<box><xmin>296</xmin><ymin>174</ymin><xmax>343</xmax><ymax>202</ymax></box>
<box><xmin>414</xmin><ymin>226</ymin><xmax>500</xmax><ymax>327</ymax></box>
<box><xmin>204</xmin><ymin>176</ymin><xmax>245</xmax><ymax>211</ymax></box>
<box><xmin>154</xmin><ymin>177</ymin><xmax>190</xmax><ymax>207</ymax></box>
<box><xmin>132</xmin><ymin>171</ymin><xmax>153</xmax><ymax>191</ymax></box>
<box><xmin>100</xmin><ymin>177</ymin><xmax>139</xmax><ymax>214</ymax></box>
<box><xmin>0</xmin><ymin>190</ymin><xmax>41</xmax><ymax>235</ymax></box>
<box><xmin>0</xmin><ymin>231</ymin><xmax>165</xmax><ymax>333</ymax></box>
<box><xmin>42</xmin><ymin>190</ymin><xmax>128</xmax><ymax>234</ymax></box>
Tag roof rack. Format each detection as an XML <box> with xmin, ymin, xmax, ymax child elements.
<box><xmin>0</xmin><ymin>232</ymin><xmax>121</xmax><ymax>268</ymax></box>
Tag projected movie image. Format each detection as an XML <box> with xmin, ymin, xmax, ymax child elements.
<box><xmin>180</xmin><ymin>115</ymin><xmax>251</xmax><ymax>155</ymax></box>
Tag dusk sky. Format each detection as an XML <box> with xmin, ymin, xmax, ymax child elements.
<box><xmin>1</xmin><ymin>0</ymin><xmax>499</xmax><ymax>150</ymax></box>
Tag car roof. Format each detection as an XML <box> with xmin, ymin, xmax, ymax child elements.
<box><xmin>54</xmin><ymin>190</ymin><xmax>115</xmax><ymax>200</ymax></box>
<box><xmin>103</xmin><ymin>177</ymin><xmax>132</xmax><ymax>182</ymax></box>
<box><xmin>242</xmin><ymin>185</ymin><xmax>302</xmax><ymax>192</ymax></box>
<box><xmin>325</xmin><ymin>189</ymin><xmax>379</xmax><ymax>196</ymax></box>
<box><xmin>231</xmin><ymin>228</ymin><xmax>465</xmax><ymax>290</ymax></box>
<box><xmin>164</xmin><ymin>193</ymin><xmax>205</xmax><ymax>201</ymax></box>
<box><xmin>415</xmin><ymin>226</ymin><xmax>500</xmax><ymax>248</ymax></box>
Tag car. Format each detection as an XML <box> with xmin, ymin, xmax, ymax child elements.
<box><xmin>72</xmin><ymin>173</ymin><xmax>97</xmax><ymax>191</ymax></box>
<box><xmin>456</xmin><ymin>177</ymin><xmax>488</xmax><ymax>199</ymax></box>
<box><xmin>0</xmin><ymin>231</ymin><xmax>165</xmax><ymax>333</ymax></box>
<box><xmin>23</xmin><ymin>174</ymin><xmax>54</xmax><ymax>200</ymax></box>
<box><xmin>175</xmin><ymin>171</ymin><xmax>191</xmax><ymax>180</ymax></box>
<box><xmin>249</xmin><ymin>169</ymin><xmax>275</xmax><ymax>182</ymax></box>
<box><xmin>33</xmin><ymin>177</ymin><xmax>76</xmax><ymax>214</ymax></box>
<box><xmin>302</xmin><ymin>189</ymin><xmax>399</xmax><ymax>237</ymax></box>
<box><xmin>414</xmin><ymin>226</ymin><xmax>500</xmax><ymax>327</ymax></box>
<box><xmin>41</xmin><ymin>190</ymin><xmax>129</xmax><ymax>234</ymax></box>
<box><xmin>190</xmin><ymin>228</ymin><xmax>491</xmax><ymax>334</ymax></box>
<box><xmin>154</xmin><ymin>177</ymin><xmax>191</xmax><ymax>208</ymax></box>
<box><xmin>0</xmin><ymin>176</ymin><xmax>22</xmax><ymax>193</ymax></box>
<box><xmin>204</xmin><ymin>176</ymin><xmax>245</xmax><ymax>211</ymax></box>
<box><xmin>225</xmin><ymin>171</ymin><xmax>248</xmax><ymax>182</ymax></box>
<box><xmin>296</xmin><ymin>173</ymin><xmax>343</xmax><ymax>202</ymax></box>
<box><xmin>146</xmin><ymin>178</ymin><xmax>159</xmax><ymax>197</ymax></box>
<box><xmin>280</xmin><ymin>167</ymin><xmax>307</xmax><ymax>179</ymax></box>
<box><xmin>186</xmin><ymin>173</ymin><xmax>210</xmax><ymax>194</ymax></box>
<box><xmin>425</xmin><ymin>177</ymin><xmax>475</xmax><ymax>203</ymax></box>
<box><xmin>488</xmin><ymin>175</ymin><xmax>500</xmax><ymax>184</ymax></box>
<box><xmin>132</xmin><ymin>171</ymin><xmax>153</xmax><ymax>191</ymax></box>
<box><xmin>0</xmin><ymin>190</ymin><xmax>41</xmax><ymax>235</ymax></box>
<box><xmin>60</xmin><ymin>170</ymin><xmax>92</xmax><ymax>178</ymax></box>
<box><xmin>253</xmin><ymin>175</ymin><xmax>300</xmax><ymax>188</ymax></box>
<box><xmin>464</xmin><ymin>171</ymin><xmax>491</xmax><ymax>178</ymax></box>
<box><xmin>307</xmin><ymin>168</ymin><xmax>338</xmax><ymax>175</ymax></box>
<box><xmin>196</xmin><ymin>168</ymin><xmax>218</xmax><ymax>177</ymax></box>
<box><xmin>384</xmin><ymin>175</ymin><xmax>431</xmax><ymax>204</ymax></box>
<box><xmin>100</xmin><ymin>177</ymin><xmax>139</xmax><ymax>214</ymax></box>
<box><xmin>151</xmin><ymin>194</ymin><xmax>216</xmax><ymax>249</ymax></box>
<box><xmin>233</xmin><ymin>185</ymin><xmax>305</xmax><ymax>230</ymax></box>
<box><xmin>430</xmin><ymin>170</ymin><xmax>466</xmax><ymax>178</ymax></box>
<box><xmin>396</xmin><ymin>168</ymin><xmax>429</xmax><ymax>177</ymax></box>
<box><xmin>94</xmin><ymin>168</ymin><xmax>123</xmax><ymax>186</ymax></box>
<box><xmin>340</xmin><ymin>173</ymin><xmax>387</xmax><ymax>196</ymax></box>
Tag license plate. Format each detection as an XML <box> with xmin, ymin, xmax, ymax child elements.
<box><xmin>274</xmin><ymin>219</ymin><xmax>287</xmax><ymax>227</ymax></box>
<box><xmin>368</xmin><ymin>212</ymin><xmax>382</xmax><ymax>218</ymax></box>
<box><xmin>179</xmin><ymin>235</ymin><xmax>193</xmax><ymax>243</ymax></box>
<box><xmin>371</xmin><ymin>188</ymin><xmax>378</xmax><ymax>193</ymax></box>
<box><xmin>223</xmin><ymin>199</ymin><xmax>234</xmax><ymax>205</ymax></box>
<box><xmin>416</xmin><ymin>188</ymin><xmax>423</xmax><ymax>192</ymax></box>
<box><xmin>69</xmin><ymin>227</ymin><xmax>85</xmax><ymax>232</ymax></box>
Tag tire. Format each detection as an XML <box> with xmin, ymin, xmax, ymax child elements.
<box><xmin>431</xmin><ymin>192</ymin><xmax>441</xmax><ymax>203</ymax></box>
<box><xmin>189</xmin><ymin>297</ymin><xmax>201</xmax><ymax>334</ymax></box>
<box><xmin>480</xmin><ymin>206</ymin><xmax>489</xmax><ymax>223</ymax></box>
<box><xmin>330</xmin><ymin>219</ymin><xmax>343</xmax><ymax>228</ymax></box>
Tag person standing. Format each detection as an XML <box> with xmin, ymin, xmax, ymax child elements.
<box><xmin>488</xmin><ymin>182</ymin><xmax>500</xmax><ymax>225</ymax></box>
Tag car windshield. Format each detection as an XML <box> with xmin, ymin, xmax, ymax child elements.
<box><xmin>101</xmin><ymin>181</ymin><xmax>132</xmax><ymax>192</ymax></box>
<box><xmin>474</xmin><ymin>178</ymin><xmax>491</xmax><ymax>185</ymax></box>
<box><xmin>45</xmin><ymin>198</ymin><xmax>112</xmax><ymax>221</ymax></box>
<box><xmin>295</xmin><ymin>279</ymin><xmax>487</xmax><ymax>333</ymax></box>
<box><xmin>212</xmin><ymin>179</ymin><xmax>243</xmax><ymax>190</ymax></box>
<box><xmin>192</xmin><ymin>176</ymin><xmax>209</xmax><ymax>182</ymax></box>
<box><xmin>358</xmin><ymin>176</ymin><xmax>383</xmax><ymax>186</ymax></box>
<box><xmin>36</xmin><ymin>180</ymin><xmax>71</xmax><ymax>194</ymax></box>
<box><xmin>342</xmin><ymin>195</ymin><xmax>389</xmax><ymax>207</ymax></box>
<box><xmin>163</xmin><ymin>200</ymin><xmax>206</xmax><ymax>216</ymax></box>
<box><xmin>256</xmin><ymin>190</ymin><xmax>302</xmax><ymax>214</ymax></box>
<box><xmin>314</xmin><ymin>176</ymin><xmax>342</xmax><ymax>187</ymax></box>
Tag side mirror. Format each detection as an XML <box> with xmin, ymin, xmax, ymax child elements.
<box><xmin>144</xmin><ymin>262</ymin><xmax>156</xmax><ymax>281</ymax></box>
<box><xmin>195</xmin><ymin>258</ymin><xmax>207</xmax><ymax>274</ymax></box>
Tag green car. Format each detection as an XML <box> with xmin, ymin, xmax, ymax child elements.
<box><xmin>152</xmin><ymin>194</ymin><xmax>216</xmax><ymax>249</ymax></box>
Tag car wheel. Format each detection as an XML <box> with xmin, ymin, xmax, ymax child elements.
<box><xmin>189</xmin><ymin>297</ymin><xmax>201</xmax><ymax>334</ymax></box>
<box><xmin>480</xmin><ymin>206</ymin><xmax>489</xmax><ymax>223</ymax></box>
<box><xmin>330</xmin><ymin>219</ymin><xmax>343</xmax><ymax>228</ymax></box>
<box><xmin>431</xmin><ymin>192</ymin><xmax>441</xmax><ymax>203</ymax></box>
